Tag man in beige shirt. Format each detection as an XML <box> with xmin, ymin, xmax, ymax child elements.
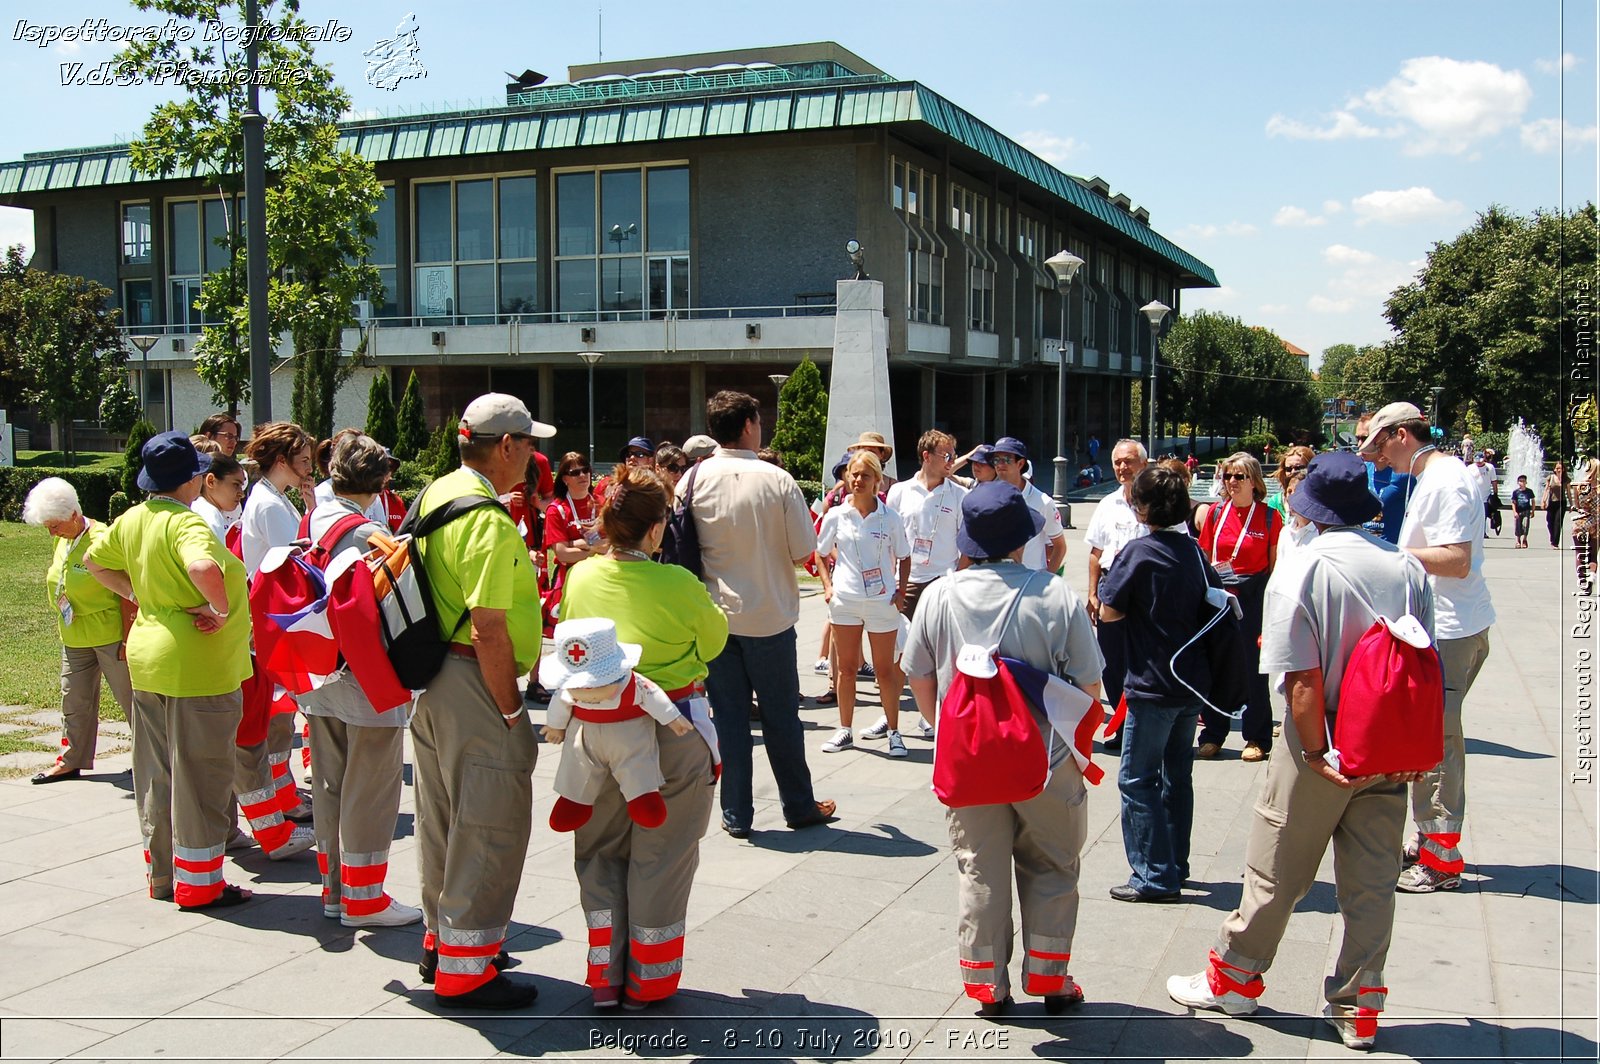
<box><xmin>684</xmin><ymin>390</ymin><xmax>835</xmax><ymax>839</ymax></box>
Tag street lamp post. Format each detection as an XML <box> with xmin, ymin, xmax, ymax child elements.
<box><xmin>127</xmin><ymin>335</ymin><xmax>160</xmax><ymax>428</ymax></box>
<box><xmin>768</xmin><ymin>373</ymin><xmax>789</xmax><ymax>418</ymax></box>
<box><xmin>1044</xmin><ymin>250</ymin><xmax>1084</xmax><ymax>521</ymax></box>
<box><xmin>608</xmin><ymin>223</ymin><xmax>636</xmax><ymax>319</ymax></box>
<box><xmin>1429</xmin><ymin>385</ymin><xmax>1444</xmax><ymax>430</ymax></box>
<box><xmin>578</xmin><ymin>351</ymin><xmax>605</xmax><ymax>464</ymax></box>
<box><xmin>1140</xmin><ymin>300</ymin><xmax>1171</xmax><ymax>456</ymax></box>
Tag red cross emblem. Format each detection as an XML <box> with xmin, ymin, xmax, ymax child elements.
<box><xmin>565</xmin><ymin>640</ymin><xmax>589</xmax><ymax>666</ymax></box>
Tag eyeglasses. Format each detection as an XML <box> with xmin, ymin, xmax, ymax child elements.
<box><xmin>991</xmin><ymin>454</ymin><xmax>1019</xmax><ymax>466</ymax></box>
<box><xmin>211</xmin><ymin>431</ymin><xmax>239</xmax><ymax>441</ymax></box>
<box><xmin>564</xmin><ymin>468</ymin><xmax>592</xmax><ymax>477</ymax></box>
<box><xmin>625</xmin><ymin>451</ymin><xmax>653</xmax><ymax>460</ymax></box>
<box><xmin>930</xmin><ymin>452</ymin><xmax>955</xmax><ymax>462</ymax></box>
<box><xmin>1221</xmin><ymin>472</ymin><xmax>1250</xmax><ymax>482</ymax></box>
<box><xmin>664</xmin><ymin>464</ymin><xmax>688</xmax><ymax>474</ymax></box>
<box><xmin>1283</xmin><ymin>464</ymin><xmax>1307</xmax><ymax>472</ymax></box>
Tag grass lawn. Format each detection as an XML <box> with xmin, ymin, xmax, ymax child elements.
<box><xmin>16</xmin><ymin>450</ymin><xmax>123</xmax><ymax>471</ymax></box>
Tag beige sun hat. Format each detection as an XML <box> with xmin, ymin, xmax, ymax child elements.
<box><xmin>845</xmin><ymin>431</ymin><xmax>893</xmax><ymax>462</ymax></box>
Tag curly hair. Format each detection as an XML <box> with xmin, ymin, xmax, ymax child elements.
<box><xmin>599</xmin><ymin>465</ymin><xmax>672</xmax><ymax>549</ymax></box>
<box><xmin>245</xmin><ymin>421</ymin><xmax>313</xmax><ymax>475</ymax></box>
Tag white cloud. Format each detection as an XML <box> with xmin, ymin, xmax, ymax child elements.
<box><xmin>0</xmin><ymin>207</ymin><xmax>32</xmax><ymax>257</ymax></box>
<box><xmin>1323</xmin><ymin>244</ymin><xmax>1377</xmax><ymax>266</ymax></box>
<box><xmin>1273</xmin><ymin>205</ymin><xmax>1326</xmax><ymax>227</ymax></box>
<box><xmin>1265</xmin><ymin>110</ymin><xmax>1385</xmax><ymax>141</ymax></box>
<box><xmin>1322</xmin><ymin>200</ymin><xmax>1344</xmax><ymax>215</ymax></box>
<box><xmin>1521</xmin><ymin>117</ymin><xmax>1600</xmax><ymax>153</ymax></box>
<box><xmin>1181</xmin><ymin>221</ymin><xmax>1258</xmax><ymax>238</ymax></box>
<box><xmin>1535</xmin><ymin>52</ymin><xmax>1579</xmax><ymax>75</ymax></box>
<box><xmin>1308</xmin><ymin>295</ymin><xmax>1355</xmax><ymax>314</ymax></box>
<box><xmin>1351</xmin><ymin>186</ymin><xmax>1465</xmax><ymax>226</ymax></box>
<box><xmin>1023</xmin><ymin>92</ymin><xmax>1050</xmax><ymax>107</ymax></box>
<box><xmin>1258</xmin><ymin>303</ymin><xmax>1291</xmax><ymax>315</ymax></box>
<box><xmin>1358</xmin><ymin>56</ymin><xmax>1532</xmax><ymax>155</ymax></box>
<box><xmin>1018</xmin><ymin>130</ymin><xmax>1080</xmax><ymax>167</ymax></box>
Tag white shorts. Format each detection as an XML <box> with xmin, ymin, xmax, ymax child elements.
<box><xmin>828</xmin><ymin>594</ymin><xmax>902</xmax><ymax>633</ymax></box>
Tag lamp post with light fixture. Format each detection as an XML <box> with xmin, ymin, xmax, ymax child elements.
<box><xmin>578</xmin><ymin>351</ymin><xmax>604</xmax><ymax>464</ymax></box>
<box><xmin>1044</xmin><ymin>250</ymin><xmax>1084</xmax><ymax>514</ymax></box>
<box><xmin>127</xmin><ymin>335</ymin><xmax>160</xmax><ymax>426</ymax></box>
<box><xmin>1140</xmin><ymin>300</ymin><xmax>1171</xmax><ymax>455</ymax></box>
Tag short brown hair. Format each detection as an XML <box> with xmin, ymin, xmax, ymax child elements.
<box><xmin>1130</xmin><ymin>466</ymin><xmax>1190</xmax><ymax>529</ymax></box>
<box><xmin>1157</xmin><ymin>456</ymin><xmax>1192</xmax><ymax>486</ymax></box>
<box><xmin>706</xmin><ymin>390</ymin><xmax>760</xmax><ymax>445</ymax></box>
<box><xmin>553</xmin><ymin>451</ymin><xmax>592</xmax><ymax>500</ymax></box>
<box><xmin>1218</xmin><ymin>451</ymin><xmax>1269</xmax><ymax>503</ymax></box>
<box><xmin>917</xmin><ymin>429</ymin><xmax>955</xmax><ymax>459</ymax></box>
<box><xmin>198</xmin><ymin>413</ymin><xmax>240</xmax><ymax>439</ymax></box>
<box><xmin>599</xmin><ymin>466</ymin><xmax>671</xmax><ymax>548</ymax></box>
<box><xmin>757</xmin><ymin>447</ymin><xmax>786</xmax><ymax>469</ymax></box>
<box><xmin>317</xmin><ymin>427</ymin><xmax>363</xmax><ymax>478</ymax></box>
<box><xmin>654</xmin><ymin>444</ymin><xmax>687</xmax><ymax>473</ymax></box>
<box><xmin>246</xmin><ymin>421</ymin><xmax>312</xmax><ymax>474</ymax></box>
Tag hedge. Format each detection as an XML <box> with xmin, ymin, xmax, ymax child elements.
<box><xmin>0</xmin><ymin>466</ymin><xmax>125</xmax><ymax>522</ymax></box>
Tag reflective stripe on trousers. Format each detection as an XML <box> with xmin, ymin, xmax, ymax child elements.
<box><xmin>1021</xmin><ymin>934</ymin><xmax>1073</xmax><ymax>996</ymax></box>
<box><xmin>340</xmin><ymin>848</ymin><xmax>391</xmax><ymax>917</ymax></box>
<box><xmin>173</xmin><ymin>842</ymin><xmax>225</xmax><ymax>907</ymax></box>
<box><xmin>434</xmin><ymin>924</ymin><xmax>506</xmax><ymax>997</ymax></box>
<box><xmin>238</xmin><ymin>784</ymin><xmax>292</xmax><ymax>853</ymax></box>
<box><xmin>585</xmin><ymin>909</ymin><xmax>613</xmax><ymax>989</ymax></box>
<box><xmin>958</xmin><ymin>947</ymin><xmax>1001</xmax><ymax>1004</ymax></box>
<box><xmin>626</xmin><ymin>921</ymin><xmax>685</xmax><ymax>1002</ymax></box>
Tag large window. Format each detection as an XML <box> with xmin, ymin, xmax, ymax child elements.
<box><xmin>951</xmin><ymin>185</ymin><xmax>993</xmax><ymax>331</ymax></box>
<box><xmin>121</xmin><ymin>203</ymin><xmax>151</xmax><ymax>264</ymax></box>
<box><xmin>554</xmin><ymin>165</ymin><xmax>689</xmax><ymax>320</ymax></box>
<box><xmin>894</xmin><ymin>157</ymin><xmax>944</xmax><ymax>325</ymax></box>
<box><xmin>413</xmin><ymin>174</ymin><xmax>539</xmax><ymax>324</ymax></box>
<box><xmin>165</xmin><ymin>196</ymin><xmax>234</xmax><ymax>331</ymax></box>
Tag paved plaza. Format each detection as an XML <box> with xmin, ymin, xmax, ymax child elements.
<box><xmin>0</xmin><ymin>525</ymin><xmax>1594</xmax><ymax>1063</ymax></box>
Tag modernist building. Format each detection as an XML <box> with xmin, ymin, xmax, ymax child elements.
<box><xmin>1</xmin><ymin>41</ymin><xmax>1216</xmax><ymax>470</ymax></box>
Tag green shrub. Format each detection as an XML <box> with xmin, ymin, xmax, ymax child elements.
<box><xmin>1236</xmin><ymin>432</ymin><xmax>1279</xmax><ymax>461</ymax></box>
<box><xmin>107</xmin><ymin>491</ymin><xmax>131</xmax><ymax>521</ymax></box>
<box><xmin>394</xmin><ymin>371</ymin><xmax>426</xmax><ymax>461</ymax></box>
<box><xmin>121</xmin><ymin>420</ymin><xmax>157</xmax><ymax>498</ymax></box>
<box><xmin>0</xmin><ymin>466</ymin><xmax>123</xmax><ymax>522</ymax></box>
<box><xmin>365</xmin><ymin>371</ymin><xmax>397</xmax><ymax>449</ymax></box>
<box><xmin>770</xmin><ymin>356</ymin><xmax>828</xmax><ymax>482</ymax></box>
<box><xmin>794</xmin><ymin>479</ymin><xmax>824</xmax><ymax>504</ymax></box>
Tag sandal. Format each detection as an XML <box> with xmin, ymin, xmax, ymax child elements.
<box><xmin>813</xmin><ymin>689</ymin><xmax>837</xmax><ymax>706</ymax></box>
<box><xmin>180</xmin><ymin>883</ymin><xmax>252</xmax><ymax>912</ymax></box>
<box><xmin>1044</xmin><ymin>980</ymin><xmax>1085</xmax><ymax>1013</ymax></box>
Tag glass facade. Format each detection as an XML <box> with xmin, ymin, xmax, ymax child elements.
<box><xmin>554</xmin><ymin>165</ymin><xmax>689</xmax><ymax>319</ymax></box>
<box><xmin>413</xmin><ymin>174</ymin><xmax>539</xmax><ymax>323</ymax></box>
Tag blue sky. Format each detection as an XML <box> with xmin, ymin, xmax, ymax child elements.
<box><xmin>1</xmin><ymin>0</ymin><xmax>1594</xmax><ymax>366</ymax></box>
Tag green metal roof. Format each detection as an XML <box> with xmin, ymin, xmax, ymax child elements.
<box><xmin>0</xmin><ymin>76</ymin><xmax>1216</xmax><ymax>285</ymax></box>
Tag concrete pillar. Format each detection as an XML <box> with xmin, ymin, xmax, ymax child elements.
<box><xmin>991</xmin><ymin>372</ymin><xmax>1008</xmax><ymax>440</ymax></box>
<box><xmin>537</xmin><ymin>364</ymin><xmax>555</xmax><ymax>445</ymax></box>
<box><xmin>971</xmin><ymin>372</ymin><xmax>987</xmax><ymax>444</ymax></box>
<box><xmin>920</xmin><ymin>366</ymin><xmax>936</xmax><ymax>430</ymax></box>
<box><xmin>823</xmin><ymin>279</ymin><xmax>896</xmax><ymax>479</ymax></box>
<box><xmin>688</xmin><ymin>363</ymin><xmax>706</xmax><ymax>433</ymax></box>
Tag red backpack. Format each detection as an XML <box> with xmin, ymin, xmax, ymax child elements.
<box><xmin>1322</xmin><ymin>563</ymin><xmax>1445</xmax><ymax>777</ymax></box>
<box><xmin>931</xmin><ymin>572</ymin><xmax>1105</xmax><ymax>806</ymax></box>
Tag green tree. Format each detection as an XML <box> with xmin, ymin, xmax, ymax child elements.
<box><xmin>0</xmin><ymin>246</ymin><xmax>127</xmax><ymax>463</ymax></box>
<box><xmin>117</xmin><ymin>1</ymin><xmax>383</xmax><ymax>424</ymax></box>
<box><xmin>394</xmin><ymin>371</ymin><xmax>427</xmax><ymax>461</ymax></box>
<box><xmin>122</xmin><ymin>419</ymin><xmax>158</xmax><ymax>498</ymax></box>
<box><xmin>99</xmin><ymin>375</ymin><xmax>144</xmax><ymax>435</ymax></box>
<box><xmin>770</xmin><ymin>356</ymin><xmax>828</xmax><ymax>481</ymax></box>
<box><xmin>365</xmin><ymin>371</ymin><xmax>398</xmax><ymax>448</ymax></box>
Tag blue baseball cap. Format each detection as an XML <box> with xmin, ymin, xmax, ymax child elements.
<box><xmin>966</xmin><ymin>444</ymin><xmax>995</xmax><ymax>467</ymax></box>
<box><xmin>991</xmin><ymin>436</ymin><xmax>1029</xmax><ymax>461</ymax></box>
<box><xmin>957</xmin><ymin>481</ymin><xmax>1043</xmax><ymax>559</ymax></box>
<box><xmin>618</xmin><ymin>436</ymin><xmax>655</xmax><ymax>461</ymax></box>
<box><xmin>137</xmin><ymin>430</ymin><xmax>212</xmax><ymax>493</ymax></box>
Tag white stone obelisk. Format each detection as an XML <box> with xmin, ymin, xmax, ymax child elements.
<box><xmin>823</xmin><ymin>279</ymin><xmax>896</xmax><ymax>481</ymax></box>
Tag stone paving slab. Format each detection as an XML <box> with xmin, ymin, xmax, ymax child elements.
<box><xmin>0</xmin><ymin>528</ymin><xmax>1593</xmax><ymax>1062</ymax></box>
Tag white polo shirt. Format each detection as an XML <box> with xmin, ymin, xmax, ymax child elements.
<box><xmin>886</xmin><ymin>474</ymin><xmax>967</xmax><ymax>584</ymax></box>
<box><xmin>1084</xmin><ymin>487</ymin><xmax>1148</xmax><ymax>573</ymax></box>
<box><xmin>817</xmin><ymin>497</ymin><xmax>911</xmax><ymax>601</ymax></box>
<box><xmin>1398</xmin><ymin>454</ymin><xmax>1495</xmax><ymax>640</ymax></box>
<box><xmin>1019</xmin><ymin>481</ymin><xmax>1066</xmax><ymax>572</ymax></box>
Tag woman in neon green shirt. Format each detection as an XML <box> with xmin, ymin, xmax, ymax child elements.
<box><xmin>22</xmin><ymin>478</ymin><xmax>134</xmax><ymax>784</ymax></box>
<box><xmin>558</xmin><ymin>465</ymin><xmax>728</xmax><ymax>1009</ymax></box>
<box><xmin>88</xmin><ymin>432</ymin><xmax>254</xmax><ymax>911</ymax></box>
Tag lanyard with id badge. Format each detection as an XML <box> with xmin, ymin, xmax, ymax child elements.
<box><xmin>55</xmin><ymin>521</ymin><xmax>91</xmax><ymax>627</ymax></box>
<box><xmin>1209</xmin><ymin>501</ymin><xmax>1256</xmax><ymax>584</ymax></box>
<box><xmin>851</xmin><ymin>505</ymin><xmax>890</xmax><ymax>598</ymax></box>
<box><xmin>910</xmin><ymin>481</ymin><xmax>953</xmax><ymax>569</ymax></box>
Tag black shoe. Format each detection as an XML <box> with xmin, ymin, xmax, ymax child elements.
<box><xmin>31</xmin><ymin>767</ymin><xmax>81</xmax><ymax>785</ymax></box>
<box><xmin>1044</xmin><ymin>983</ymin><xmax>1085</xmax><ymax>1014</ymax></box>
<box><xmin>419</xmin><ymin>947</ymin><xmax>510</xmax><ymax>984</ymax></box>
<box><xmin>1101</xmin><ymin>735</ymin><xmax>1122</xmax><ymax>753</ymax></box>
<box><xmin>434</xmin><ymin>973</ymin><xmax>538</xmax><ymax>1011</ymax></box>
<box><xmin>721</xmin><ymin>821</ymin><xmax>751</xmax><ymax>840</ymax></box>
<box><xmin>977</xmin><ymin>996</ymin><xmax>1013</xmax><ymax>1018</ymax></box>
<box><xmin>1109</xmin><ymin>884</ymin><xmax>1182</xmax><ymax>903</ymax></box>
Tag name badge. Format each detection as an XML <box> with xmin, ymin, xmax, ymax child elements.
<box><xmin>911</xmin><ymin>537</ymin><xmax>934</xmax><ymax>566</ymax></box>
<box><xmin>1213</xmin><ymin>561</ymin><xmax>1236</xmax><ymax>582</ymax></box>
<box><xmin>57</xmin><ymin>594</ymin><xmax>75</xmax><ymax>626</ymax></box>
<box><xmin>861</xmin><ymin>566</ymin><xmax>886</xmax><ymax>597</ymax></box>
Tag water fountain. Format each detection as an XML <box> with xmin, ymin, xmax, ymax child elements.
<box><xmin>1505</xmin><ymin>418</ymin><xmax>1546</xmax><ymax>491</ymax></box>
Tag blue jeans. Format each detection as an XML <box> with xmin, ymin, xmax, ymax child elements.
<box><xmin>1119</xmin><ymin>699</ymin><xmax>1201</xmax><ymax>895</ymax></box>
<box><xmin>705</xmin><ymin>628</ymin><xmax>818</xmax><ymax>830</ymax></box>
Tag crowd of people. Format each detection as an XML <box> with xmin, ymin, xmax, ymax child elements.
<box><xmin>17</xmin><ymin>388</ymin><xmax>1582</xmax><ymax>1051</ymax></box>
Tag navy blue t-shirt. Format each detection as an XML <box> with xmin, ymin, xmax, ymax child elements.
<box><xmin>1378</xmin><ymin>472</ymin><xmax>1413</xmax><ymax>544</ymax></box>
<box><xmin>1097</xmin><ymin>529</ymin><xmax>1222</xmax><ymax>707</ymax></box>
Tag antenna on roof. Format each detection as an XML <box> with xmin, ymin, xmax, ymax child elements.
<box><xmin>597</xmin><ymin>3</ymin><xmax>603</xmax><ymax>62</ymax></box>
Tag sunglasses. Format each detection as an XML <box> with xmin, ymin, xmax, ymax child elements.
<box><xmin>564</xmin><ymin>468</ymin><xmax>592</xmax><ymax>477</ymax></box>
<box><xmin>625</xmin><ymin>451</ymin><xmax>653</xmax><ymax>460</ymax></box>
<box><xmin>1282</xmin><ymin>464</ymin><xmax>1306</xmax><ymax>472</ymax></box>
<box><xmin>991</xmin><ymin>454</ymin><xmax>1019</xmax><ymax>466</ymax></box>
<box><xmin>1221</xmin><ymin>472</ymin><xmax>1250</xmax><ymax>482</ymax></box>
<box><xmin>664</xmin><ymin>464</ymin><xmax>688</xmax><ymax>474</ymax></box>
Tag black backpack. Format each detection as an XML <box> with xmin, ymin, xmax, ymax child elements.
<box><xmin>374</xmin><ymin>485</ymin><xmax>509</xmax><ymax>690</ymax></box>
<box><xmin>657</xmin><ymin>462</ymin><xmax>704</xmax><ymax>576</ymax></box>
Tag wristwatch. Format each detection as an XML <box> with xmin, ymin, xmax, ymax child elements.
<box><xmin>1302</xmin><ymin>747</ymin><xmax>1328</xmax><ymax>765</ymax></box>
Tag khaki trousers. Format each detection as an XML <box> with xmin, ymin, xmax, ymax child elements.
<box><xmin>574</xmin><ymin>717</ymin><xmax>714</xmax><ymax>1001</ymax></box>
<box><xmin>1215</xmin><ymin>727</ymin><xmax>1404</xmax><ymax>1013</ymax></box>
<box><xmin>1410</xmin><ymin>630</ymin><xmax>1491</xmax><ymax>871</ymax></box>
<box><xmin>233</xmin><ymin>738</ymin><xmax>293</xmax><ymax>854</ymax></box>
<box><xmin>946</xmin><ymin>760</ymin><xmax>1087</xmax><ymax>1002</ymax></box>
<box><xmin>556</xmin><ymin>715</ymin><xmax>666</xmax><ymax>805</ymax></box>
<box><xmin>307</xmin><ymin>716</ymin><xmax>405</xmax><ymax>918</ymax></box>
<box><xmin>129</xmin><ymin>688</ymin><xmax>241</xmax><ymax>906</ymax></box>
<box><xmin>267</xmin><ymin>708</ymin><xmax>300</xmax><ymax>810</ymax></box>
<box><xmin>411</xmin><ymin>655</ymin><xmax>537</xmax><ymax>996</ymax></box>
<box><xmin>58</xmin><ymin>642</ymin><xmax>133</xmax><ymax>769</ymax></box>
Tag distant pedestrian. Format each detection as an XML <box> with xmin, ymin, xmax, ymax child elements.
<box><xmin>1541</xmin><ymin>461</ymin><xmax>1570</xmax><ymax>548</ymax></box>
<box><xmin>1088</xmin><ymin>435</ymin><xmax>1101</xmax><ymax>464</ymax></box>
<box><xmin>1167</xmin><ymin>451</ymin><xmax>1436</xmax><ymax>1052</ymax></box>
<box><xmin>1511</xmin><ymin>475</ymin><xmax>1535</xmax><ymax>548</ymax></box>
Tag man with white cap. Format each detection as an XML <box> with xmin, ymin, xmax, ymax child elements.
<box><xmin>989</xmin><ymin>436</ymin><xmax>1066</xmax><ymax>573</ymax></box>
<box><xmin>410</xmin><ymin>393</ymin><xmax>555</xmax><ymax>1009</ymax></box>
<box><xmin>1359</xmin><ymin>401</ymin><xmax>1494</xmax><ymax>894</ymax></box>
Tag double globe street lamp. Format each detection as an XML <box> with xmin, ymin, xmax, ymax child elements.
<box><xmin>1044</xmin><ymin>250</ymin><xmax>1085</xmax><ymax>514</ymax></box>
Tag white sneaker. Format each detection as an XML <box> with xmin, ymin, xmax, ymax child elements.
<box><xmin>267</xmin><ymin>825</ymin><xmax>316</xmax><ymax>861</ymax></box>
<box><xmin>343</xmin><ymin>898</ymin><xmax>423</xmax><ymax>929</ymax></box>
<box><xmin>323</xmin><ymin>902</ymin><xmax>342</xmax><ymax>919</ymax></box>
<box><xmin>916</xmin><ymin>718</ymin><xmax>936</xmax><ymax>740</ymax></box>
<box><xmin>1166</xmin><ymin>971</ymin><xmax>1258</xmax><ymax>1016</ymax></box>
<box><xmin>860</xmin><ymin>716</ymin><xmax>890</xmax><ymax>740</ymax></box>
<box><xmin>886</xmin><ymin>731</ymin><xmax>908</xmax><ymax>758</ymax></box>
<box><xmin>1323</xmin><ymin>1004</ymin><xmax>1377</xmax><ymax>1050</ymax></box>
<box><xmin>821</xmin><ymin>728</ymin><xmax>854</xmax><ymax>753</ymax></box>
<box><xmin>225</xmin><ymin>827</ymin><xmax>256</xmax><ymax>852</ymax></box>
<box><xmin>813</xmin><ymin>658</ymin><xmax>830</xmax><ymax>675</ymax></box>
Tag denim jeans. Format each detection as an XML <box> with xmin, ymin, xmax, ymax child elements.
<box><xmin>1119</xmin><ymin>699</ymin><xmax>1202</xmax><ymax>895</ymax></box>
<box><xmin>705</xmin><ymin>627</ymin><xmax>818</xmax><ymax>829</ymax></box>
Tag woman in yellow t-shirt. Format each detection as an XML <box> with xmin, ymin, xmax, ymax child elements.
<box><xmin>22</xmin><ymin>478</ymin><xmax>135</xmax><ymax>784</ymax></box>
<box><xmin>557</xmin><ymin>465</ymin><xmax>728</xmax><ymax>1009</ymax></box>
<box><xmin>87</xmin><ymin>432</ymin><xmax>254</xmax><ymax>911</ymax></box>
